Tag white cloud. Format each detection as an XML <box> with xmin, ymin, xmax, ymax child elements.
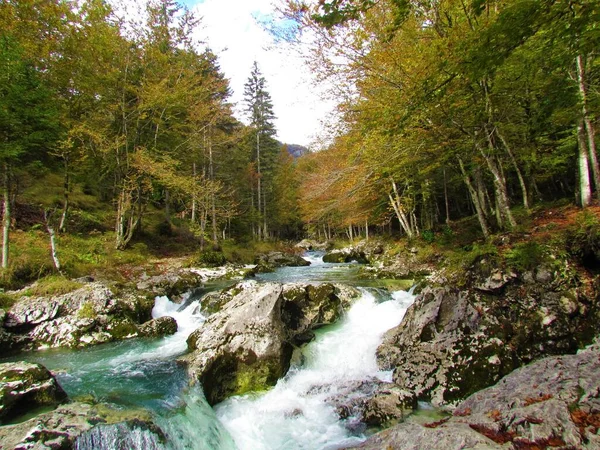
<box><xmin>190</xmin><ymin>0</ymin><xmax>334</xmax><ymax>147</ymax></box>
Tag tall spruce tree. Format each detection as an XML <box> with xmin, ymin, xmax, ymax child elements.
<box><xmin>243</xmin><ymin>61</ymin><xmax>278</xmax><ymax>240</ymax></box>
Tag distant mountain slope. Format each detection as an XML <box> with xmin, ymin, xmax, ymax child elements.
<box><xmin>285</xmin><ymin>143</ymin><xmax>309</xmax><ymax>158</ymax></box>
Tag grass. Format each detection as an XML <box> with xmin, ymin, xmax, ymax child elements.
<box><xmin>0</xmin><ymin>292</ymin><xmax>18</xmax><ymax>309</ymax></box>
<box><xmin>21</xmin><ymin>275</ymin><xmax>83</xmax><ymax>297</ymax></box>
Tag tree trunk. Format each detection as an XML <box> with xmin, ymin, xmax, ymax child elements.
<box><xmin>115</xmin><ymin>186</ymin><xmax>144</xmax><ymax>250</ymax></box>
<box><xmin>256</xmin><ymin>130</ymin><xmax>262</xmax><ymax>240</ymax></box>
<box><xmin>495</xmin><ymin>127</ymin><xmax>530</xmax><ymax>210</ymax></box>
<box><xmin>576</xmin><ymin>54</ymin><xmax>600</xmax><ymax>198</ymax></box>
<box><xmin>59</xmin><ymin>157</ymin><xmax>69</xmax><ymax>233</ymax></box>
<box><xmin>365</xmin><ymin>220</ymin><xmax>369</xmax><ymax>240</ymax></box>
<box><xmin>2</xmin><ymin>164</ymin><xmax>10</xmax><ymax>270</ymax></box>
<box><xmin>165</xmin><ymin>189</ymin><xmax>171</xmax><ymax>224</ymax></box>
<box><xmin>45</xmin><ymin>210</ymin><xmax>61</xmax><ymax>272</ymax></box>
<box><xmin>262</xmin><ymin>189</ymin><xmax>268</xmax><ymax>240</ymax></box>
<box><xmin>115</xmin><ymin>189</ymin><xmax>126</xmax><ymax>250</ymax></box>
<box><xmin>389</xmin><ymin>178</ymin><xmax>414</xmax><ymax>238</ymax></box>
<box><xmin>208</xmin><ymin>128</ymin><xmax>218</xmax><ymax>248</ymax></box>
<box><xmin>443</xmin><ymin>168</ymin><xmax>450</xmax><ymax>224</ymax></box>
<box><xmin>200</xmin><ymin>207</ymin><xmax>207</xmax><ymax>250</ymax></box>
<box><xmin>578</xmin><ymin>119</ymin><xmax>593</xmax><ymax>207</ymax></box>
<box><xmin>458</xmin><ymin>157</ymin><xmax>491</xmax><ymax>239</ymax></box>
<box><xmin>478</xmin><ymin>137</ymin><xmax>516</xmax><ymax>229</ymax></box>
<box><xmin>191</xmin><ymin>162</ymin><xmax>197</xmax><ymax>223</ymax></box>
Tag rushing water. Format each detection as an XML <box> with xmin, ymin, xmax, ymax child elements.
<box><xmin>214</xmin><ymin>289</ymin><xmax>414</xmax><ymax>450</ymax></box>
<box><xmin>4</xmin><ymin>252</ymin><xmax>415</xmax><ymax>449</ymax></box>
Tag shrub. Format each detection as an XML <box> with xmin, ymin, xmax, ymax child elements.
<box><xmin>421</xmin><ymin>230</ymin><xmax>435</xmax><ymax>244</ymax></box>
<box><xmin>0</xmin><ymin>292</ymin><xmax>17</xmax><ymax>309</ymax></box>
<box><xmin>505</xmin><ymin>242</ymin><xmax>546</xmax><ymax>271</ymax></box>
<box><xmin>77</xmin><ymin>301</ymin><xmax>96</xmax><ymax>319</ymax></box>
<box><xmin>193</xmin><ymin>250</ymin><xmax>227</xmax><ymax>267</ymax></box>
<box><xmin>155</xmin><ymin>220</ymin><xmax>173</xmax><ymax>237</ymax></box>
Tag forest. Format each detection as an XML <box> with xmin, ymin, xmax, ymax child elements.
<box><xmin>286</xmin><ymin>0</ymin><xmax>600</xmax><ymax>241</ymax></box>
<box><xmin>1</xmin><ymin>0</ymin><xmax>599</xmax><ymax>289</ymax></box>
<box><xmin>0</xmin><ymin>0</ymin><xmax>308</xmax><ymax>289</ymax></box>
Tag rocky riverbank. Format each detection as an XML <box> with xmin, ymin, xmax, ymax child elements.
<box><xmin>1</xmin><ymin>231</ymin><xmax>599</xmax><ymax>449</ymax></box>
<box><xmin>315</xmin><ymin>233</ymin><xmax>600</xmax><ymax>448</ymax></box>
<box><xmin>0</xmin><ymin>261</ymin><xmax>256</xmax><ymax>356</ymax></box>
<box><xmin>352</xmin><ymin>342</ymin><xmax>600</xmax><ymax>449</ymax></box>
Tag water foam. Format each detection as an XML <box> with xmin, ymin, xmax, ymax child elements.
<box><xmin>214</xmin><ymin>289</ymin><xmax>414</xmax><ymax>450</ymax></box>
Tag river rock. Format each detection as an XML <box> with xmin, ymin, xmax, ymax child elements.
<box><xmin>0</xmin><ymin>401</ymin><xmax>163</xmax><ymax>450</ymax></box>
<box><xmin>74</xmin><ymin>419</ymin><xmax>166</xmax><ymax>450</ymax></box>
<box><xmin>138</xmin><ymin>316</ymin><xmax>178</xmax><ymax>337</ymax></box>
<box><xmin>295</xmin><ymin>239</ymin><xmax>333</xmax><ymax>251</ymax></box>
<box><xmin>136</xmin><ymin>269</ymin><xmax>204</xmax><ymax>300</ymax></box>
<box><xmin>377</xmin><ymin>261</ymin><xmax>600</xmax><ymax>407</ymax></box>
<box><xmin>0</xmin><ymin>283</ymin><xmax>154</xmax><ymax>354</ymax></box>
<box><xmin>184</xmin><ymin>281</ymin><xmax>358</xmax><ymax>405</ymax></box>
<box><xmin>323</xmin><ymin>248</ymin><xmax>368</xmax><ymax>264</ymax></box>
<box><xmin>0</xmin><ymin>362</ymin><xmax>67</xmax><ymax>423</ymax></box>
<box><xmin>5</xmin><ymin>283</ymin><xmax>118</xmax><ymax>332</ymax></box>
<box><xmin>347</xmin><ymin>421</ymin><xmax>499</xmax><ymax>449</ymax></box>
<box><xmin>253</xmin><ymin>252</ymin><xmax>310</xmax><ymax>273</ymax></box>
<box><xmin>326</xmin><ymin>378</ymin><xmax>416</xmax><ymax>430</ymax></box>
<box><xmin>352</xmin><ymin>344</ymin><xmax>600</xmax><ymax>449</ymax></box>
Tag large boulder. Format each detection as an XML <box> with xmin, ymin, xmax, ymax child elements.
<box><xmin>184</xmin><ymin>281</ymin><xmax>359</xmax><ymax>405</ymax></box>
<box><xmin>295</xmin><ymin>239</ymin><xmax>334</xmax><ymax>251</ymax></box>
<box><xmin>377</xmin><ymin>262</ymin><xmax>600</xmax><ymax>407</ymax></box>
<box><xmin>0</xmin><ymin>362</ymin><xmax>67</xmax><ymax>423</ymax></box>
<box><xmin>136</xmin><ymin>269</ymin><xmax>204</xmax><ymax>300</ymax></box>
<box><xmin>1</xmin><ymin>283</ymin><xmax>153</xmax><ymax>354</ymax></box>
<box><xmin>353</xmin><ymin>344</ymin><xmax>600</xmax><ymax>449</ymax></box>
<box><xmin>74</xmin><ymin>420</ymin><xmax>166</xmax><ymax>450</ymax></box>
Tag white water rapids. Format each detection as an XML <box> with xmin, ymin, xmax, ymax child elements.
<box><xmin>213</xmin><ymin>289</ymin><xmax>414</xmax><ymax>450</ymax></box>
<box><xmin>151</xmin><ymin>286</ymin><xmax>414</xmax><ymax>450</ymax></box>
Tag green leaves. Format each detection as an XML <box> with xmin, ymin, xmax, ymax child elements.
<box><xmin>0</xmin><ymin>34</ymin><xmax>60</xmax><ymax>164</ymax></box>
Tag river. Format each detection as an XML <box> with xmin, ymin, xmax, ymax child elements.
<box><xmin>5</xmin><ymin>252</ymin><xmax>415</xmax><ymax>449</ymax></box>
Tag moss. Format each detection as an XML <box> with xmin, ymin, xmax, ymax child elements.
<box><xmin>322</xmin><ymin>252</ymin><xmax>349</xmax><ymax>263</ymax></box>
<box><xmin>233</xmin><ymin>362</ymin><xmax>278</xmax><ymax>397</ymax></box>
<box><xmin>565</xmin><ymin>211</ymin><xmax>600</xmax><ymax>270</ymax></box>
<box><xmin>106</xmin><ymin>319</ymin><xmax>139</xmax><ymax>339</ymax></box>
<box><xmin>21</xmin><ymin>275</ymin><xmax>84</xmax><ymax>298</ymax></box>
<box><xmin>282</xmin><ymin>286</ymin><xmax>307</xmax><ymax>304</ymax></box>
<box><xmin>90</xmin><ymin>403</ymin><xmax>154</xmax><ymax>425</ymax></box>
<box><xmin>191</xmin><ymin>250</ymin><xmax>227</xmax><ymax>268</ymax></box>
<box><xmin>77</xmin><ymin>302</ymin><xmax>97</xmax><ymax>320</ymax></box>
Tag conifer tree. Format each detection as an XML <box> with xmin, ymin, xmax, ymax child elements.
<box><xmin>243</xmin><ymin>61</ymin><xmax>278</xmax><ymax>239</ymax></box>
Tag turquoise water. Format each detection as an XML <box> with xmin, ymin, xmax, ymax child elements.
<box><xmin>3</xmin><ymin>252</ymin><xmax>414</xmax><ymax>449</ymax></box>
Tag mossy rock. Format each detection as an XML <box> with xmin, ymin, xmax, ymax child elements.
<box><xmin>105</xmin><ymin>318</ymin><xmax>139</xmax><ymax>340</ymax></box>
<box><xmin>322</xmin><ymin>252</ymin><xmax>349</xmax><ymax>263</ymax></box>
<box><xmin>0</xmin><ymin>362</ymin><xmax>68</xmax><ymax>423</ymax></box>
<box><xmin>200</xmin><ymin>348</ymin><xmax>292</xmax><ymax>406</ymax></box>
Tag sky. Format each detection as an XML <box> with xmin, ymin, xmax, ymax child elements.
<box><xmin>180</xmin><ymin>0</ymin><xmax>334</xmax><ymax>147</ymax></box>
